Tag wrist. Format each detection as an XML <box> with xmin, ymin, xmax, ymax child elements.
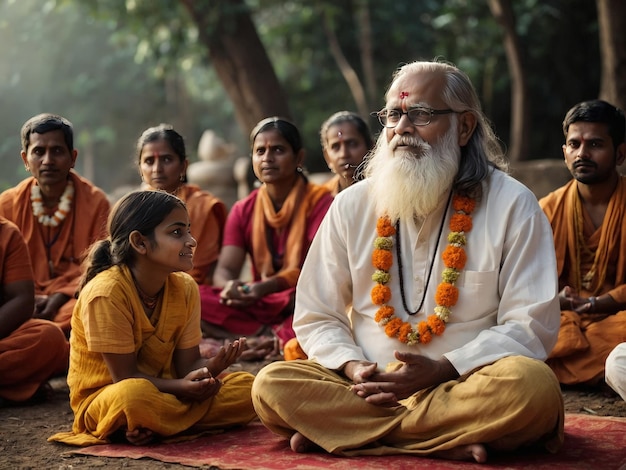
<box><xmin>589</xmin><ymin>296</ymin><xmax>597</xmax><ymax>311</ymax></box>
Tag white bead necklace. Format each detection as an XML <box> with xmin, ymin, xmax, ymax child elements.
<box><xmin>30</xmin><ymin>180</ymin><xmax>74</xmax><ymax>227</ymax></box>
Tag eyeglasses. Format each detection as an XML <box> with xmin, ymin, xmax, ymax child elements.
<box><xmin>374</xmin><ymin>107</ymin><xmax>457</xmax><ymax>128</ymax></box>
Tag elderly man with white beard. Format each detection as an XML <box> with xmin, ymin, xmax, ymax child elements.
<box><xmin>251</xmin><ymin>60</ymin><xmax>564</xmax><ymax>463</ymax></box>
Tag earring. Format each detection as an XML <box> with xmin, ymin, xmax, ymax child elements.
<box><xmin>296</xmin><ymin>167</ymin><xmax>303</xmax><ymax>173</ymax></box>
<box><xmin>179</xmin><ymin>174</ymin><xmax>185</xmax><ymax>182</ymax></box>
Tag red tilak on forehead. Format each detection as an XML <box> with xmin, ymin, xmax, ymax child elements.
<box><xmin>400</xmin><ymin>91</ymin><xmax>410</xmax><ymax>112</ymax></box>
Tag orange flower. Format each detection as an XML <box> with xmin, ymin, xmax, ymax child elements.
<box><xmin>435</xmin><ymin>283</ymin><xmax>459</xmax><ymax>307</ymax></box>
<box><xmin>417</xmin><ymin>321</ymin><xmax>433</xmax><ymax>343</ymax></box>
<box><xmin>398</xmin><ymin>322</ymin><xmax>413</xmax><ymax>343</ymax></box>
<box><xmin>427</xmin><ymin>315</ymin><xmax>446</xmax><ymax>335</ymax></box>
<box><xmin>371</xmin><ymin>284</ymin><xmax>391</xmax><ymax>305</ymax></box>
<box><xmin>377</xmin><ymin>217</ymin><xmax>396</xmax><ymax>237</ymax></box>
<box><xmin>375</xmin><ymin>305</ymin><xmax>395</xmax><ymax>322</ymax></box>
<box><xmin>442</xmin><ymin>245</ymin><xmax>467</xmax><ymax>270</ymax></box>
<box><xmin>372</xmin><ymin>249</ymin><xmax>393</xmax><ymax>271</ymax></box>
<box><xmin>385</xmin><ymin>317</ymin><xmax>404</xmax><ymax>337</ymax></box>
<box><xmin>452</xmin><ymin>195</ymin><xmax>476</xmax><ymax>214</ymax></box>
<box><xmin>450</xmin><ymin>213</ymin><xmax>472</xmax><ymax>232</ymax></box>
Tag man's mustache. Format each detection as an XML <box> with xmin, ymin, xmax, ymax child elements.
<box><xmin>573</xmin><ymin>160</ymin><xmax>596</xmax><ymax>169</ymax></box>
<box><xmin>389</xmin><ymin>135</ymin><xmax>427</xmax><ymax>151</ymax></box>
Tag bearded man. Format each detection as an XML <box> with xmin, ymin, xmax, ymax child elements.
<box><xmin>251</xmin><ymin>60</ymin><xmax>564</xmax><ymax>463</ymax></box>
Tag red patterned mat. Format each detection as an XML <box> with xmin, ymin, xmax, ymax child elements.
<box><xmin>69</xmin><ymin>414</ymin><xmax>626</xmax><ymax>469</ymax></box>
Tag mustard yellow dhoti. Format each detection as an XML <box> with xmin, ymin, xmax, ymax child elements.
<box><xmin>252</xmin><ymin>356</ymin><xmax>564</xmax><ymax>456</ymax></box>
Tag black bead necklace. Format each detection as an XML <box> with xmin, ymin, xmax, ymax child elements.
<box><xmin>395</xmin><ymin>191</ymin><xmax>451</xmax><ymax>316</ymax></box>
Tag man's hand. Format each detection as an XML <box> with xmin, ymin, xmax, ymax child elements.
<box><xmin>349</xmin><ymin>352</ymin><xmax>459</xmax><ymax>407</ymax></box>
<box><xmin>33</xmin><ymin>293</ymin><xmax>69</xmax><ymax>320</ymax></box>
<box><xmin>559</xmin><ymin>286</ymin><xmax>592</xmax><ymax>313</ymax></box>
<box><xmin>342</xmin><ymin>360</ymin><xmax>378</xmax><ymax>383</ymax></box>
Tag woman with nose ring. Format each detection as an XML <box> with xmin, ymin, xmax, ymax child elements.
<box><xmin>200</xmin><ymin>117</ymin><xmax>333</xmax><ymax>361</ymax></box>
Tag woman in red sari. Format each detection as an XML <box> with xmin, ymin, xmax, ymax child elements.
<box><xmin>201</xmin><ymin>117</ymin><xmax>333</xmax><ymax>359</ymax></box>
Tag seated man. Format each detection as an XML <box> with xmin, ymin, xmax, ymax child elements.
<box><xmin>0</xmin><ymin>113</ymin><xmax>110</xmax><ymax>334</ymax></box>
<box><xmin>252</xmin><ymin>60</ymin><xmax>564</xmax><ymax>463</ymax></box>
<box><xmin>540</xmin><ymin>100</ymin><xmax>626</xmax><ymax>386</ymax></box>
<box><xmin>0</xmin><ymin>216</ymin><xmax>69</xmax><ymax>405</ymax></box>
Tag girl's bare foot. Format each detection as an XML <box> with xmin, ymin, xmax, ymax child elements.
<box><xmin>433</xmin><ymin>443</ymin><xmax>487</xmax><ymax>463</ymax></box>
<box><xmin>125</xmin><ymin>427</ymin><xmax>154</xmax><ymax>446</ymax></box>
<box><xmin>289</xmin><ymin>432</ymin><xmax>321</xmax><ymax>453</ymax></box>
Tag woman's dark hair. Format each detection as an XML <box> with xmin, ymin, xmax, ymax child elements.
<box><xmin>135</xmin><ymin>123</ymin><xmax>188</xmax><ymax>182</ymax></box>
<box><xmin>249</xmin><ymin>117</ymin><xmax>303</xmax><ymax>154</ymax></box>
<box><xmin>319</xmin><ymin>111</ymin><xmax>374</xmax><ymax>150</ymax></box>
<box><xmin>79</xmin><ymin>190</ymin><xmax>186</xmax><ymax>291</ymax></box>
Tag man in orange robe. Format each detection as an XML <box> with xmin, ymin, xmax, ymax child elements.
<box><xmin>0</xmin><ymin>114</ymin><xmax>110</xmax><ymax>334</ymax></box>
<box><xmin>0</xmin><ymin>217</ymin><xmax>69</xmax><ymax>405</ymax></box>
<box><xmin>540</xmin><ymin>100</ymin><xmax>626</xmax><ymax>385</ymax></box>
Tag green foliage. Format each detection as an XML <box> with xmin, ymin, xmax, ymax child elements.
<box><xmin>0</xmin><ymin>0</ymin><xmax>606</xmax><ymax>193</ymax></box>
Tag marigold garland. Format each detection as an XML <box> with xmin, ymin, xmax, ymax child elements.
<box><xmin>372</xmin><ymin>194</ymin><xmax>475</xmax><ymax>345</ymax></box>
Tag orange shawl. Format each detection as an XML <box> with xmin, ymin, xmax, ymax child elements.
<box><xmin>539</xmin><ymin>177</ymin><xmax>626</xmax><ymax>296</ymax></box>
<box><xmin>0</xmin><ymin>171</ymin><xmax>110</xmax><ymax>298</ymax></box>
<box><xmin>251</xmin><ymin>177</ymin><xmax>329</xmax><ymax>287</ymax></box>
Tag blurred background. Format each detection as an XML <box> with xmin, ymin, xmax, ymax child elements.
<box><xmin>0</xmin><ymin>0</ymin><xmax>623</xmax><ymax>196</ymax></box>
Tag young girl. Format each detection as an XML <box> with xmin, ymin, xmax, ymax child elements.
<box><xmin>49</xmin><ymin>190</ymin><xmax>255</xmax><ymax>446</ymax></box>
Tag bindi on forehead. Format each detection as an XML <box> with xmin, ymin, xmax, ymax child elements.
<box><xmin>400</xmin><ymin>91</ymin><xmax>410</xmax><ymax>111</ymax></box>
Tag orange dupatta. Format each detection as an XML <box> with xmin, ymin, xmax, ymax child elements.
<box><xmin>251</xmin><ymin>176</ymin><xmax>328</xmax><ymax>287</ymax></box>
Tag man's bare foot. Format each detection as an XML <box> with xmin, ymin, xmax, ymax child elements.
<box><xmin>289</xmin><ymin>432</ymin><xmax>321</xmax><ymax>453</ymax></box>
<box><xmin>125</xmin><ymin>427</ymin><xmax>154</xmax><ymax>446</ymax></box>
<box><xmin>433</xmin><ymin>443</ymin><xmax>487</xmax><ymax>463</ymax></box>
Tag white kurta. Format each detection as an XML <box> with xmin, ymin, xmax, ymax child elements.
<box><xmin>294</xmin><ymin>168</ymin><xmax>560</xmax><ymax>375</ymax></box>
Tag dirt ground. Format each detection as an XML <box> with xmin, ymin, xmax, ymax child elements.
<box><xmin>2</xmin><ymin>360</ymin><xmax>625</xmax><ymax>470</ymax></box>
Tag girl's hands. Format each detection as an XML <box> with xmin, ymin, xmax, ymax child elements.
<box><xmin>180</xmin><ymin>367</ymin><xmax>222</xmax><ymax>401</ymax></box>
<box><xmin>206</xmin><ymin>338</ymin><xmax>247</xmax><ymax>376</ymax></box>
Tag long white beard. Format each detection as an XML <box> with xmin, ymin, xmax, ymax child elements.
<box><xmin>366</xmin><ymin>123</ymin><xmax>461</xmax><ymax>222</ymax></box>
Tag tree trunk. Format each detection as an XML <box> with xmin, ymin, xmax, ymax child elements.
<box><xmin>596</xmin><ymin>0</ymin><xmax>626</xmax><ymax>111</ymax></box>
<box><xmin>487</xmin><ymin>0</ymin><xmax>530</xmax><ymax>162</ymax></box>
<box><xmin>355</xmin><ymin>0</ymin><xmax>377</xmax><ymax>106</ymax></box>
<box><xmin>322</xmin><ymin>8</ymin><xmax>369</xmax><ymax>118</ymax></box>
<box><xmin>179</xmin><ymin>0</ymin><xmax>291</xmax><ymax>136</ymax></box>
